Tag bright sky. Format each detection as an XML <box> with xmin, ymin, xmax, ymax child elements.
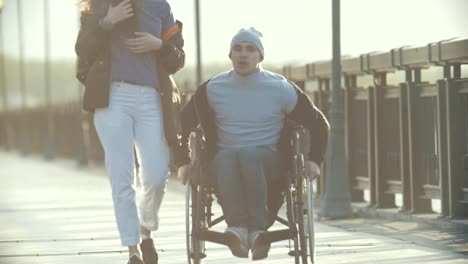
<box><xmin>1</xmin><ymin>0</ymin><xmax>467</xmax><ymax>66</ymax></box>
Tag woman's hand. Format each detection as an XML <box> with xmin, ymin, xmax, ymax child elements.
<box><xmin>125</xmin><ymin>32</ymin><xmax>163</xmax><ymax>54</ymax></box>
<box><xmin>105</xmin><ymin>0</ymin><xmax>134</xmax><ymax>25</ymax></box>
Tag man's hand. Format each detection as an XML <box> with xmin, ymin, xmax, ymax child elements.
<box><xmin>177</xmin><ymin>164</ymin><xmax>191</xmax><ymax>184</ymax></box>
<box><xmin>125</xmin><ymin>32</ymin><xmax>163</xmax><ymax>54</ymax></box>
<box><xmin>105</xmin><ymin>0</ymin><xmax>134</xmax><ymax>25</ymax></box>
<box><xmin>305</xmin><ymin>160</ymin><xmax>320</xmax><ymax>181</ymax></box>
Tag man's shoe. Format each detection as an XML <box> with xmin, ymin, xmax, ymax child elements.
<box><xmin>127</xmin><ymin>255</ymin><xmax>143</xmax><ymax>264</ymax></box>
<box><xmin>225</xmin><ymin>226</ymin><xmax>249</xmax><ymax>258</ymax></box>
<box><xmin>249</xmin><ymin>230</ymin><xmax>270</xmax><ymax>260</ymax></box>
<box><xmin>140</xmin><ymin>238</ymin><xmax>158</xmax><ymax>264</ymax></box>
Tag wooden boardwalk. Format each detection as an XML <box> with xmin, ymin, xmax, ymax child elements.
<box><xmin>1</xmin><ymin>152</ymin><xmax>467</xmax><ymax>264</ymax></box>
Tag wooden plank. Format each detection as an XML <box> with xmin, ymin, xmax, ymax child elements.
<box><xmin>355</xmin><ymin>176</ymin><xmax>370</xmax><ymax>190</ymax></box>
<box><xmin>440</xmin><ymin>37</ymin><xmax>468</xmax><ymax>63</ymax></box>
<box><xmin>386</xmin><ymin>180</ymin><xmax>402</xmax><ymax>194</ymax></box>
<box><xmin>401</xmin><ymin>45</ymin><xmax>431</xmax><ymax>68</ymax></box>
<box><xmin>288</xmin><ymin>65</ymin><xmax>307</xmax><ymax>82</ymax></box>
<box><xmin>355</xmin><ymin>89</ymin><xmax>369</xmax><ymax>101</ymax></box>
<box><xmin>314</xmin><ymin>61</ymin><xmax>332</xmax><ymax>79</ymax></box>
<box><xmin>383</xmin><ymin>86</ymin><xmax>401</xmax><ymax>99</ymax></box>
<box><xmin>342</xmin><ymin>57</ymin><xmax>362</xmax><ymax>75</ymax></box>
<box><xmin>417</xmin><ymin>84</ymin><xmax>438</xmax><ymax>98</ymax></box>
<box><xmin>369</xmin><ymin>52</ymin><xmax>395</xmax><ymax>73</ymax></box>
<box><xmin>422</xmin><ymin>184</ymin><xmax>441</xmax><ymax>199</ymax></box>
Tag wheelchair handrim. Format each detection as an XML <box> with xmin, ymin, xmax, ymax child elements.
<box><xmin>306</xmin><ymin>177</ymin><xmax>315</xmax><ymax>263</ymax></box>
<box><xmin>185</xmin><ymin>180</ymin><xmax>192</xmax><ymax>264</ymax></box>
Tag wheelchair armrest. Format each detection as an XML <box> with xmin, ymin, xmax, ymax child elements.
<box><xmin>290</xmin><ymin>125</ymin><xmax>310</xmax><ymax>156</ymax></box>
<box><xmin>189</xmin><ymin>126</ymin><xmax>206</xmax><ymax>161</ymax></box>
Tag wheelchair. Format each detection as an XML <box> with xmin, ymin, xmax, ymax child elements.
<box><xmin>184</xmin><ymin>125</ymin><xmax>316</xmax><ymax>263</ymax></box>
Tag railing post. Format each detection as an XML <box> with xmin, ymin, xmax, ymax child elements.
<box><xmin>407</xmin><ymin>69</ymin><xmax>432</xmax><ymax>213</ymax></box>
<box><xmin>399</xmin><ymin>82</ymin><xmax>411</xmax><ymax>211</ymax></box>
<box><xmin>445</xmin><ymin>65</ymin><xmax>467</xmax><ymax>218</ymax></box>
<box><xmin>345</xmin><ymin>75</ymin><xmax>364</xmax><ymax>202</ymax></box>
<box><xmin>373</xmin><ymin>72</ymin><xmax>394</xmax><ymax>208</ymax></box>
<box><xmin>453</xmin><ymin>64</ymin><xmax>461</xmax><ymax>80</ymax></box>
<box><xmin>367</xmin><ymin>86</ymin><xmax>376</xmax><ymax>206</ymax></box>
<box><xmin>436</xmin><ymin>79</ymin><xmax>449</xmax><ymax>216</ymax></box>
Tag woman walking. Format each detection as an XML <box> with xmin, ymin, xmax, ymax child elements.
<box><xmin>75</xmin><ymin>0</ymin><xmax>185</xmax><ymax>263</ymax></box>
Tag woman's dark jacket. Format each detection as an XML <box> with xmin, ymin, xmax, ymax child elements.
<box><xmin>74</xmin><ymin>9</ymin><xmax>185</xmax><ymax>147</ymax></box>
<box><xmin>174</xmin><ymin>80</ymin><xmax>330</xmax><ymax>171</ymax></box>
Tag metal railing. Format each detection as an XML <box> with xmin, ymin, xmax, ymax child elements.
<box><xmin>283</xmin><ymin>37</ymin><xmax>468</xmax><ymax>218</ymax></box>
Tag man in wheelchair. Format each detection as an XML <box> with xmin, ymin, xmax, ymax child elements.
<box><xmin>175</xmin><ymin>28</ymin><xmax>329</xmax><ymax>261</ymax></box>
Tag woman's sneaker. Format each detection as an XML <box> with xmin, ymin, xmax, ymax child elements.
<box><xmin>140</xmin><ymin>238</ymin><xmax>158</xmax><ymax>264</ymax></box>
<box><xmin>225</xmin><ymin>226</ymin><xmax>249</xmax><ymax>258</ymax></box>
<box><xmin>127</xmin><ymin>255</ymin><xmax>143</xmax><ymax>264</ymax></box>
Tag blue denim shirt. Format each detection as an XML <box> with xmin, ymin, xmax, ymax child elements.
<box><xmin>99</xmin><ymin>0</ymin><xmax>176</xmax><ymax>89</ymax></box>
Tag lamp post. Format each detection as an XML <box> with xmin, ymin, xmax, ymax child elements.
<box><xmin>194</xmin><ymin>0</ymin><xmax>202</xmax><ymax>85</ymax></box>
<box><xmin>43</xmin><ymin>0</ymin><xmax>54</xmax><ymax>159</ymax></box>
<box><xmin>0</xmin><ymin>0</ymin><xmax>8</xmax><ymax>150</ymax></box>
<box><xmin>318</xmin><ymin>0</ymin><xmax>353</xmax><ymax>218</ymax></box>
<box><xmin>0</xmin><ymin>1</ymin><xmax>6</xmax><ymax>114</ymax></box>
<box><xmin>17</xmin><ymin>0</ymin><xmax>30</xmax><ymax>155</ymax></box>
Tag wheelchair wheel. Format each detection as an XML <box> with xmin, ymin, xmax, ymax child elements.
<box><xmin>293</xmin><ymin>154</ymin><xmax>307</xmax><ymax>263</ymax></box>
<box><xmin>305</xmin><ymin>177</ymin><xmax>316</xmax><ymax>263</ymax></box>
<box><xmin>295</xmin><ymin>176</ymin><xmax>316</xmax><ymax>263</ymax></box>
<box><xmin>290</xmin><ymin>125</ymin><xmax>315</xmax><ymax>263</ymax></box>
<box><xmin>185</xmin><ymin>180</ymin><xmax>205</xmax><ymax>264</ymax></box>
<box><xmin>293</xmin><ymin>153</ymin><xmax>315</xmax><ymax>263</ymax></box>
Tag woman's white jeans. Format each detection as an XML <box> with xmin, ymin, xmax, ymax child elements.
<box><xmin>94</xmin><ymin>82</ymin><xmax>170</xmax><ymax>246</ymax></box>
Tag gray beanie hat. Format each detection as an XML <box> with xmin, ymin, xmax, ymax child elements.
<box><xmin>229</xmin><ymin>27</ymin><xmax>264</xmax><ymax>60</ymax></box>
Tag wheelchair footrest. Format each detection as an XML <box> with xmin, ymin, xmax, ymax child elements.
<box><xmin>195</xmin><ymin>229</ymin><xmax>296</xmax><ymax>247</ymax></box>
<box><xmin>264</xmin><ymin>229</ymin><xmax>296</xmax><ymax>243</ymax></box>
<box><xmin>196</xmin><ymin>230</ymin><xmax>231</xmax><ymax>246</ymax></box>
